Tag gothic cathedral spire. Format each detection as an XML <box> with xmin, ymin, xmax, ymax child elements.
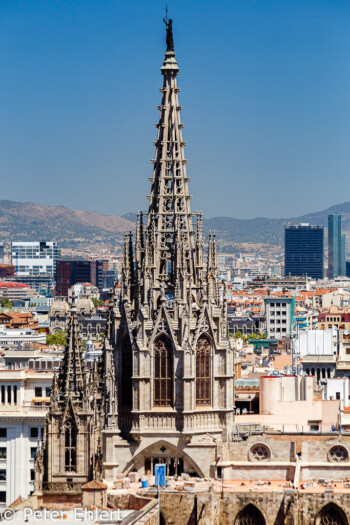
<box><xmin>104</xmin><ymin>18</ymin><xmax>234</xmax><ymax>480</ymax></box>
<box><xmin>147</xmin><ymin>21</ymin><xmax>196</xmax><ymax>286</ymax></box>
<box><xmin>37</xmin><ymin>16</ymin><xmax>234</xmax><ymax>494</ymax></box>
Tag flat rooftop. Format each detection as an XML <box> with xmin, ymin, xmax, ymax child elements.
<box><xmin>107</xmin><ymin>476</ymin><xmax>350</xmax><ymax>496</ymax></box>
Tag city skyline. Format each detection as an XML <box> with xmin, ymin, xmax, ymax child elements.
<box><xmin>1</xmin><ymin>1</ymin><xmax>350</xmax><ymax>219</ymax></box>
<box><xmin>2</xmin><ymin>12</ymin><xmax>350</xmax><ymax>523</ymax></box>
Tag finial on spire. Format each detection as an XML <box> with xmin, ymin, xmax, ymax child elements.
<box><xmin>163</xmin><ymin>8</ymin><xmax>174</xmax><ymax>52</ymax></box>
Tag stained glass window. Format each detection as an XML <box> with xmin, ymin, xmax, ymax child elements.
<box><xmin>154</xmin><ymin>336</ymin><xmax>173</xmax><ymax>407</ymax></box>
<box><xmin>196</xmin><ymin>335</ymin><xmax>211</xmax><ymax>406</ymax></box>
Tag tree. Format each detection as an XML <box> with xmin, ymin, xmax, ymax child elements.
<box><xmin>0</xmin><ymin>298</ymin><xmax>13</xmax><ymax>309</ymax></box>
<box><xmin>46</xmin><ymin>331</ymin><xmax>67</xmax><ymax>346</ymax></box>
<box><xmin>232</xmin><ymin>331</ymin><xmax>267</xmax><ymax>342</ymax></box>
<box><xmin>247</xmin><ymin>332</ymin><xmax>267</xmax><ymax>340</ymax></box>
<box><xmin>92</xmin><ymin>298</ymin><xmax>105</xmax><ymax>308</ymax></box>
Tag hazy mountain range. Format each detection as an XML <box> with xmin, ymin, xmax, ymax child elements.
<box><xmin>204</xmin><ymin>202</ymin><xmax>350</xmax><ymax>246</ymax></box>
<box><xmin>123</xmin><ymin>202</ymin><xmax>350</xmax><ymax>246</ymax></box>
<box><xmin>0</xmin><ymin>200</ymin><xmax>350</xmax><ymax>248</ymax></box>
<box><xmin>0</xmin><ymin>200</ymin><xmax>134</xmax><ymax>248</ymax></box>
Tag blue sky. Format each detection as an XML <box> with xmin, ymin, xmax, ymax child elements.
<box><xmin>1</xmin><ymin>0</ymin><xmax>350</xmax><ymax>219</ymax></box>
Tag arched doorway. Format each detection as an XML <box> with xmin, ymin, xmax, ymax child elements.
<box><xmin>123</xmin><ymin>440</ymin><xmax>203</xmax><ymax>477</ymax></box>
<box><xmin>148</xmin><ymin>453</ymin><xmax>184</xmax><ymax>476</ymax></box>
<box><xmin>235</xmin><ymin>504</ymin><xmax>266</xmax><ymax>525</ymax></box>
<box><xmin>316</xmin><ymin>503</ymin><xmax>348</xmax><ymax>525</ymax></box>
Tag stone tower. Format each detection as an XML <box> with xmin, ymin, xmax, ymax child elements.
<box><xmin>35</xmin><ymin>305</ymin><xmax>104</xmax><ymax>493</ymax></box>
<box><xmin>103</xmin><ymin>19</ymin><xmax>234</xmax><ymax>479</ymax></box>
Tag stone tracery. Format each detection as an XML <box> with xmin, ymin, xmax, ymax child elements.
<box><xmin>154</xmin><ymin>335</ymin><xmax>173</xmax><ymax>407</ymax></box>
<box><xmin>196</xmin><ymin>335</ymin><xmax>211</xmax><ymax>406</ymax></box>
<box><xmin>328</xmin><ymin>446</ymin><xmax>349</xmax><ymax>463</ymax></box>
<box><xmin>248</xmin><ymin>444</ymin><xmax>270</xmax><ymax>462</ymax></box>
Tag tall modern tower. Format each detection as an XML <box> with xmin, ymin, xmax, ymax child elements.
<box><xmin>285</xmin><ymin>224</ymin><xmax>324</xmax><ymax>279</ymax></box>
<box><xmin>328</xmin><ymin>214</ymin><xmax>342</xmax><ymax>278</ymax></box>
<box><xmin>341</xmin><ymin>233</ymin><xmax>346</xmax><ymax>277</ymax></box>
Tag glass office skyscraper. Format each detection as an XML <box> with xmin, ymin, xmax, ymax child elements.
<box><xmin>341</xmin><ymin>233</ymin><xmax>346</xmax><ymax>277</ymax></box>
<box><xmin>328</xmin><ymin>214</ymin><xmax>344</xmax><ymax>278</ymax></box>
<box><xmin>285</xmin><ymin>224</ymin><xmax>324</xmax><ymax>279</ymax></box>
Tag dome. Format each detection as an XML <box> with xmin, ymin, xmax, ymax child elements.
<box><xmin>75</xmin><ymin>294</ymin><xmax>94</xmax><ymax>314</ymax></box>
<box><xmin>50</xmin><ymin>297</ymin><xmax>70</xmax><ymax>315</ymax></box>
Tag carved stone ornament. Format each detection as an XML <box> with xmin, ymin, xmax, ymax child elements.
<box><xmin>328</xmin><ymin>445</ymin><xmax>348</xmax><ymax>463</ymax></box>
<box><xmin>248</xmin><ymin>444</ymin><xmax>270</xmax><ymax>462</ymax></box>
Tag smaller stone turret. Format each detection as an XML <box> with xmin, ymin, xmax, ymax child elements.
<box><xmin>35</xmin><ymin>308</ymin><xmax>104</xmax><ymax>494</ymax></box>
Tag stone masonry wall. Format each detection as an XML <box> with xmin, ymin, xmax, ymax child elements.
<box><xmin>296</xmin><ymin>493</ymin><xmax>350</xmax><ymax>525</ymax></box>
<box><xmin>301</xmin><ymin>436</ymin><xmax>350</xmax><ymax>462</ymax></box>
<box><xmin>147</xmin><ymin>491</ymin><xmax>350</xmax><ymax>525</ymax></box>
<box><xmin>226</xmin><ymin>435</ymin><xmax>293</xmax><ymax>462</ymax></box>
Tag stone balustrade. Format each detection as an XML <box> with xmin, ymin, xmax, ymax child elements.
<box><xmin>120</xmin><ymin>410</ymin><xmax>230</xmax><ymax>433</ymax></box>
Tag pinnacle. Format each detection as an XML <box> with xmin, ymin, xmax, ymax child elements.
<box><xmin>57</xmin><ymin>308</ymin><xmax>86</xmax><ymax>402</ymax></box>
<box><xmin>161</xmin><ymin>53</ymin><xmax>179</xmax><ymax>73</ymax></box>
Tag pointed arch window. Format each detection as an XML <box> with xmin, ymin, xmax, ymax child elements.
<box><xmin>235</xmin><ymin>504</ymin><xmax>266</xmax><ymax>525</ymax></box>
<box><xmin>316</xmin><ymin>503</ymin><xmax>348</xmax><ymax>525</ymax></box>
<box><xmin>154</xmin><ymin>336</ymin><xmax>173</xmax><ymax>407</ymax></box>
<box><xmin>64</xmin><ymin>422</ymin><xmax>77</xmax><ymax>472</ymax></box>
<box><xmin>196</xmin><ymin>335</ymin><xmax>211</xmax><ymax>406</ymax></box>
<box><xmin>121</xmin><ymin>335</ymin><xmax>133</xmax><ymax>409</ymax></box>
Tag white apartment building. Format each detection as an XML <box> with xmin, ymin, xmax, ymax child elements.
<box><xmin>0</xmin><ymin>328</ymin><xmax>46</xmax><ymax>346</ymax></box>
<box><xmin>11</xmin><ymin>242</ymin><xmax>60</xmax><ymax>277</ymax></box>
<box><xmin>297</xmin><ymin>329</ymin><xmax>338</xmax><ymax>381</ymax></box>
<box><xmin>3</xmin><ymin>349</ymin><xmax>63</xmax><ymax>371</ymax></box>
<box><xmin>322</xmin><ymin>378</ymin><xmax>349</xmax><ymax>402</ymax></box>
<box><xmin>0</xmin><ymin>369</ymin><xmax>53</xmax><ymax>506</ymax></box>
<box><xmin>265</xmin><ymin>297</ymin><xmax>295</xmax><ymax>339</ymax></box>
<box><xmin>68</xmin><ymin>283</ymin><xmax>100</xmax><ymax>303</ymax></box>
<box><xmin>295</xmin><ymin>329</ymin><xmax>337</xmax><ymax>359</ymax></box>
